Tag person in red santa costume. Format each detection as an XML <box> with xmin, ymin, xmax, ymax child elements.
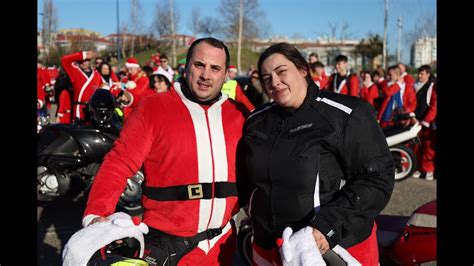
<box><xmin>117</xmin><ymin>58</ymin><xmax>150</xmax><ymax>119</ymax></box>
<box><xmin>61</xmin><ymin>51</ymin><xmax>103</xmax><ymax>121</ymax></box>
<box><xmin>412</xmin><ymin>65</ymin><xmax>437</xmax><ymax>181</ymax></box>
<box><xmin>327</xmin><ymin>54</ymin><xmax>360</xmax><ymax>96</ymax></box>
<box><xmin>399</xmin><ymin>63</ymin><xmax>415</xmax><ymax>92</ymax></box>
<box><xmin>377</xmin><ymin>65</ymin><xmax>417</xmax><ymax>128</ymax></box>
<box><xmin>359</xmin><ymin>70</ymin><xmax>379</xmax><ymax>108</ymax></box>
<box><xmin>82</xmin><ymin>37</ymin><xmax>249</xmax><ymax>265</ymax></box>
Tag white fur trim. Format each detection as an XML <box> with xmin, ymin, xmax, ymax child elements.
<box><xmin>76</xmin><ymin>71</ymin><xmax>96</xmax><ymax>118</ymax></box>
<box><xmin>332</xmin><ymin>245</ymin><xmax>362</xmax><ymax>265</ymax></box>
<box><xmin>421</xmin><ymin>121</ymin><xmax>430</xmax><ymax>128</ymax></box>
<box><xmin>125</xmin><ymin>62</ymin><xmax>140</xmax><ymax>68</ymax></box>
<box><xmin>63</xmin><ymin>212</ymin><xmax>148</xmax><ymax>266</ymax></box>
<box><xmin>82</xmin><ymin>214</ymin><xmax>101</xmax><ymax>227</ymax></box>
<box><xmin>82</xmin><ymin>51</ymin><xmax>87</xmax><ymax>61</ymax></box>
<box><xmin>152</xmin><ymin>68</ymin><xmax>173</xmax><ymax>83</ymax></box>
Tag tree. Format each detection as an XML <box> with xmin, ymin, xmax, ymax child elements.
<box><xmin>197</xmin><ymin>17</ymin><xmax>223</xmax><ymax>38</ymax></box>
<box><xmin>187</xmin><ymin>7</ymin><xmax>201</xmax><ymax>37</ymax></box>
<box><xmin>405</xmin><ymin>13</ymin><xmax>436</xmax><ymax>47</ymax></box>
<box><xmin>41</xmin><ymin>0</ymin><xmax>59</xmax><ymax>65</ymax></box>
<box><xmin>355</xmin><ymin>34</ymin><xmax>383</xmax><ymax>69</ymax></box>
<box><xmin>218</xmin><ymin>0</ymin><xmax>268</xmax><ymax>72</ymax></box>
<box><xmin>152</xmin><ymin>0</ymin><xmax>180</xmax><ymax>66</ymax></box>
<box><xmin>129</xmin><ymin>0</ymin><xmax>143</xmax><ymax>57</ymax></box>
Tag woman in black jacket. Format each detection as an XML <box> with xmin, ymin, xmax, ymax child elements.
<box><xmin>238</xmin><ymin>43</ymin><xmax>394</xmax><ymax>265</ymax></box>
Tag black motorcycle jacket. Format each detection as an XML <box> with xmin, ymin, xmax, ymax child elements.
<box><xmin>238</xmin><ymin>82</ymin><xmax>394</xmax><ymax>249</ymax></box>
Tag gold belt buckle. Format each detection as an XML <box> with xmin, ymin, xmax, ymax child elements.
<box><xmin>188</xmin><ymin>184</ymin><xmax>203</xmax><ymax>199</ymax></box>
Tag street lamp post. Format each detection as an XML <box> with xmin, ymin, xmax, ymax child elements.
<box><xmin>116</xmin><ymin>0</ymin><xmax>121</xmax><ymax>66</ymax></box>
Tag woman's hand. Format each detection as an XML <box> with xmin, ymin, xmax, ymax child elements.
<box><xmin>312</xmin><ymin>228</ymin><xmax>330</xmax><ymax>254</ymax></box>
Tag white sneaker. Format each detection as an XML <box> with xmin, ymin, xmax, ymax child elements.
<box><xmin>412</xmin><ymin>171</ymin><xmax>422</xmax><ymax>178</ymax></box>
<box><xmin>425</xmin><ymin>172</ymin><xmax>434</xmax><ymax>181</ymax></box>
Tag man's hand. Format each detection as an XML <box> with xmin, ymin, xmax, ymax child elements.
<box><xmin>312</xmin><ymin>228</ymin><xmax>330</xmax><ymax>255</ymax></box>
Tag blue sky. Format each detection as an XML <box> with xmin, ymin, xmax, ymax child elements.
<box><xmin>37</xmin><ymin>0</ymin><xmax>436</xmax><ymax>64</ymax></box>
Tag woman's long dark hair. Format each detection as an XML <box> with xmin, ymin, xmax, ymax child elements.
<box><xmin>257</xmin><ymin>42</ymin><xmax>313</xmax><ymax>88</ymax></box>
<box><xmin>149</xmin><ymin>74</ymin><xmax>172</xmax><ymax>90</ymax></box>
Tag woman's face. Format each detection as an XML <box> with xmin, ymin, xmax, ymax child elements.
<box><xmin>154</xmin><ymin>77</ymin><xmax>169</xmax><ymax>93</ymax></box>
<box><xmin>260</xmin><ymin>53</ymin><xmax>308</xmax><ymax>109</ymax></box>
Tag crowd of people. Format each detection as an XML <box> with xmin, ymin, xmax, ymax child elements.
<box><xmin>38</xmin><ymin>37</ymin><xmax>437</xmax><ymax>265</ymax></box>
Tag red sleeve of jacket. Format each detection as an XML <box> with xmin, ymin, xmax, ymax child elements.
<box><xmin>349</xmin><ymin>75</ymin><xmax>360</xmax><ymax>96</ymax></box>
<box><xmin>57</xmin><ymin>90</ymin><xmax>71</xmax><ymax>124</ymax></box>
<box><xmin>382</xmin><ymin>82</ymin><xmax>401</xmax><ymax>97</ymax></box>
<box><xmin>404</xmin><ymin>86</ymin><xmax>417</xmax><ymax>113</ymax></box>
<box><xmin>61</xmin><ymin>52</ymin><xmax>86</xmax><ymax>83</ymax></box>
<box><xmin>235</xmin><ymin>84</ymin><xmax>255</xmax><ymax>112</ymax></box>
<box><xmin>423</xmin><ymin>83</ymin><xmax>437</xmax><ymax>123</ymax></box>
<box><xmin>84</xmin><ymin>103</ymin><xmax>154</xmax><ymax>218</ymax></box>
<box><xmin>404</xmin><ymin>74</ymin><xmax>415</xmax><ymax>92</ymax></box>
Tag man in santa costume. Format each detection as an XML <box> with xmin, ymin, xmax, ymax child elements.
<box><xmin>377</xmin><ymin>65</ymin><xmax>417</xmax><ymax>128</ymax></box>
<box><xmin>327</xmin><ymin>54</ymin><xmax>360</xmax><ymax>96</ymax></box>
<box><xmin>117</xmin><ymin>58</ymin><xmax>150</xmax><ymax>119</ymax></box>
<box><xmin>61</xmin><ymin>51</ymin><xmax>103</xmax><ymax>121</ymax></box>
<box><xmin>399</xmin><ymin>63</ymin><xmax>415</xmax><ymax>92</ymax></box>
<box><xmin>82</xmin><ymin>37</ymin><xmax>248</xmax><ymax>265</ymax></box>
<box><xmin>412</xmin><ymin>65</ymin><xmax>437</xmax><ymax>181</ymax></box>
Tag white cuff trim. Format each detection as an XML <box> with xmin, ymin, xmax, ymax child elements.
<box><xmin>82</xmin><ymin>214</ymin><xmax>101</xmax><ymax>227</ymax></box>
<box><xmin>421</xmin><ymin>121</ymin><xmax>430</xmax><ymax>128</ymax></box>
<box><xmin>82</xmin><ymin>51</ymin><xmax>87</xmax><ymax>61</ymax></box>
<box><xmin>121</xmin><ymin>92</ymin><xmax>134</xmax><ymax>107</ymax></box>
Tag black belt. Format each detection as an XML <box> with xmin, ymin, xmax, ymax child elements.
<box><xmin>143</xmin><ymin>182</ymin><xmax>237</xmax><ymax>201</ymax></box>
<box><xmin>74</xmin><ymin>101</ymin><xmax>88</xmax><ymax>105</ymax></box>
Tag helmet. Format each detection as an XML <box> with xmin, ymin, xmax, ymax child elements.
<box><xmin>88</xmin><ymin>89</ymin><xmax>116</xmax><ymax>127</ymax></box>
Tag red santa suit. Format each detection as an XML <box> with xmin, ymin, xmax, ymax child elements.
<box><xmin>83</xmin><ymin>82</ymin><xmax>247</xmax><ymax>265</ymax></box>
<box><xmin>327</xmin><ymin>72</ymin><xmax>360</xmax><ymax>96</ymax></box>
<box><xmin>360</xmin><ymin>82</ymin><xmax>379</xmax><ymax>107</ymax></box>
<box><xmin>61</xmin><ymin>52</ymin><xmax>103</xmax><ymax>120</ymax></box>
<box><xmin>37</xmin><ymin>75</ymin><xmax>46</xmax><ymax>109</ymax></box>
<box><xmin>57</xmin><ymin>89</ymin><xmax>72</xmax><ymax>124</ymax></box>
<box><xmin>413</xmin><ymin>79</ymin><xmax>437</xmax><ymax>173</ymax></box>
<box><xmin>377</xmin><ymin>80</ymin><xmax>417</xmax><ymax>127</ymax></box>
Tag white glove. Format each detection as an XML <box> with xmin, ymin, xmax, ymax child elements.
<box><xmin>126</xmin><ymin>81</ymin><xmax>137</xmax><ymax>89</ymax></box>
<box><xmin>280</xmin><ymin>226</ymin><xmax>325</xmax><ymax>266</ymax></box>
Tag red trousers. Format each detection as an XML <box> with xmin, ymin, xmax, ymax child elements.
<box><xmin>252</xmin><ymin>223</ymin><xmax>379</xmax><ymax>266</ymax></box>
<box><xmin>413</xmin><ymin>127</ymin><xmax>436</xmax><ymax>172</ymax></box>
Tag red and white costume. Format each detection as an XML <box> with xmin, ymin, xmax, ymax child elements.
<box><xmin>327</xmin><ymin>73</ymin><xmax>360</xmax><ymax>96</ymax></box>
<box><xmin>121</xmin><ymin>71</ymin><xmax>149</xmax><ymax>118</ymax></box>
<box><xmin>57</xmin><ymin>89</ymin><xmax>72</xmax><ymax>124</ymax></box>
<box><xmin>413</xmin><ymin>80</ymin><xmax>437</xmax><ymax>173</ymax></box>
<box><xmin>377</xmin><ymin>80</ymin><xmax>417</xmax><ymax>126</ymax></box>
<box><xmin>360</xmin><ymin>82</ymin><xmax>379</xmax><ymax>107</ymax></box>
<box><xmin>61</xmin><ymin>52</ymin><xmax>103</xmax><ymax>120</ymax></box>
<box><xmin>401</xmin><ymin>72</ymin><xmax>415</xmax><ymax>92</ymax></box>
<box><xmin>312</xmin><ymin>72</ymin><xmax>329</xmax><ymax>90</ymax></box>
<box><xmin>84</xmin><ymin>83</ymin><xmax>247</xmax><ymax>265</ymax></box>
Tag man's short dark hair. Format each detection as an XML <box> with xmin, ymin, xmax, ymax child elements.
<box><xmin>418</xmin><ymin>64</ymin><xmax>432</xmax><ymax>75</ymax></box>
<box><xmin>335</xmin><ymin>54</ymin><xmax>348</xmax><ymax>63</ymax></box>
<box><xmin>185</xmin><ymin>37</ymin><xmax>230</xmax><ymax>71</ymax></box>
<box><xmin>160</xmin><ymin>55</ymin><xmax>168</xmax><ymax>60</ymax></box>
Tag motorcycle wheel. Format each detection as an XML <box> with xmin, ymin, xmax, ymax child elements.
<box><xmin>390</xmin><ymin>144</ymin><xmax>417</xmax><ymax>181</ymax></box>
<box><xmin>37</xmin><ymin>167</ymin><xmax>71</xmax><ymax>201</ymax></box>
<box><xmin>237</xmin><ymin>224</ymin><xmax>253</xmax><ymax>266</ymax></box>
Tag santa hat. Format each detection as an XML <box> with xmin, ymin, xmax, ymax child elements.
<box><xmin>228</xmin><ymin>65</ymin><xmax>237</xmax><ymax>73</ymax></box>
<box><xmin>152</xmin><ymin>68</ymin><xmax>173</xmax><ymax>83</ymax></box>
<box><xmin>62</xmin><ymin>212</ymin><xmax>148</xmax><ymax>266</ymax></box>
<box><xmin>125</xmin><ymin>58</ymin><xmax>140</xmax><ymax>69</ymax></box>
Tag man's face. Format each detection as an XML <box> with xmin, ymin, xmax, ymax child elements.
<box><xmin>185</xmin><ymin>42</ymin><xmax>227</xmax><ymax>102</ymax></box>
<box><xmin>80</xmin><ymin>59</ymin><xmax>91</xmax><ymax>70</ymax></box>
<box><xmin>388</xmin><ymin>69</ymin><xmax>400</xmax><ymax>82</ymax></box>
<box><xmin>160</xmin><ymin>58</ymin><xmax>169</xmax><ymax>68</ymax></box>
<box><xmin>335</xmin><ymin>60</ymin><xmax>347</xmax><ymax>74</ymax></box>
<box><xmin>417</xmin><ymin>70</ymin><xmax>430</xmax><ymax>83</ymax></box>
<box><xmin>227</xmin><ymin>70</ymin><xmax>237</xmax><ymax>80</ymax></box>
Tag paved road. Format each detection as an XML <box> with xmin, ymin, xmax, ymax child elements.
<box><xmin>38</xmin><ymin>177</ymin><xmax>436</xmax><ymax>265</ymax></box>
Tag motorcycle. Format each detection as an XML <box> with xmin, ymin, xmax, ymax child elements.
<box><xmin>37</xmin><ymin>89</ymin><xmax>143</xmax><ymax>214</ymax></box>
<box><xmin>376</xmin><ymin>200</ymin><xmax>437</xmax><ymax>265</ymax></box>
<box><xmin>383</xmin><ymin>112</ymin><xmax>422</xmax><ymax>181</ymax></box>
